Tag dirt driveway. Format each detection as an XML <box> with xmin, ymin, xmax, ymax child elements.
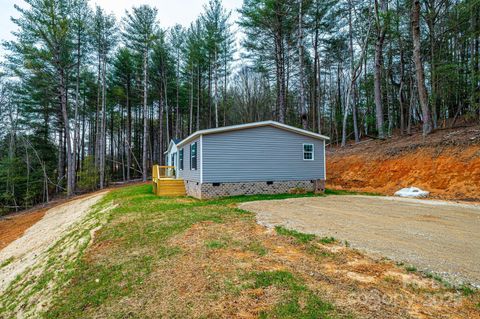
<box><xmin>240</xmin><ymin>195</ymin><xmax>480</xmax><ymax>286</ymax></box>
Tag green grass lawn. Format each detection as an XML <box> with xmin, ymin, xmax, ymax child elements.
<box><xmin>2</xmin><ymin>185</ymin><xmax>477</xmax><ymax>318</ymax></box>
<box><xmin>41</xmin><ymin>185</ymin><xmax>350</xmax><ymax>318</ymax></box>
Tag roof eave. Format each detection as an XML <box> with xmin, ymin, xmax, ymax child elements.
<box><xmin>163</xmin><ymin>140</ymin><xmax>177</xmax><ymax>154</ymax></box>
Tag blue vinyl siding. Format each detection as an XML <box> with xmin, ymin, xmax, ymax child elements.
<box><xmin>177</xmin><ymin>138</ymin><xmax>201</xmax><ymax>182</ymax></box>
<box><xmin>201</xmin><ymin>126</ymin><xmax>325</xmax><ymax>183</ymax></box>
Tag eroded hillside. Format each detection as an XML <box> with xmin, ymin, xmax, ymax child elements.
<box><xmin>327</xmin><ymin>126</ymin><xmax>480</xmax><ymax>201</ymax></box>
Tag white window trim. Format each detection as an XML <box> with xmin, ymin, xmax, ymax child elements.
<box><xmin>190</xmin><ymin>142</ymin><xmax>197</xmax><ymax>171</ymax></box>
<box><xmin>303</xmin><ymin>143</ymin><xmax>314</xmax><ymax>161</ymax></box>
<box><xmin>179</xmin><ymin>149</ymin><xmax>184</xmax><ymax>171</ymax></box>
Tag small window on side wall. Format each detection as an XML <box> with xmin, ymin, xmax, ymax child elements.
<box><xmin>179</xmin><ymin>149</ymin><xmax>184</xmax><ymax>170</ymax></box>
<box><xmin>190</xmin><ymin>142</ymin><xmax>197</xmax><ymax>170</ymax></box>
<box><xmin>303</xmin><ymin>143</ymin><xmax>314</xmax><ymax>160</ymax></box>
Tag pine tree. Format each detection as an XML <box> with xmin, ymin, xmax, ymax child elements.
<box><xmin>11</xmin><ymin>0</ymin><xmax>76</xmax><ymax>195</ymax></box>
<box><xmin>239</xmin><ymin>0</ymin><xmax>296</xmax><ymax>123</ymax></box>
<box><xmin>71</xmin><ymin>0</ymin><xmax>91</xmax><ymax>191</ymax></box>
<box><xmin>1</xmin><ymin>0</ymin><xmax>479</xmax><ymax>212</ymax></box>
<box><xmin>169</xmin><ymin>25</ymin><xmax>186</xmax><ymax>138</ymax></box>
<box><xmin>123</xmin><ymin>5</ymin><xmax>159</xmax><ymax>182</ymax></box>
<box><xmin>91</xmin><ymin>6</ymin><xmax>117</xmax><ymax>188</ymax></box>
<box><xmin>113</xmin><ymin>48</ymin><xmax>135</xmax><ymax>180</ymax></box>
<box><xmin>202</xmin><ymin>0</ymin><xmax>234</xmax><ymax>128</ymax></box>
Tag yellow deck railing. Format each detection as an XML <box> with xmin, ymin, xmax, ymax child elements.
<box><xmin>152</xmin><ymin>165</ymin><xmax>176</xmax><ymax>181</ymax></box>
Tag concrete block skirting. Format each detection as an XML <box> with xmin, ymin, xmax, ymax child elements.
<box><xmin>184</xmin><ymin>180</ymin><xmax>202</xmax><ymax>199</ymax></box>
<box><xmin>184</xmin><ymin>180</ymin><xmax>326</xmax><ymax>199</ymax></box>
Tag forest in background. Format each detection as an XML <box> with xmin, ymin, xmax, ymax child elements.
<box><xmin>0</xmin><ymin>0</ymin><xmax>479</xmax><ymax>212</ymax></box>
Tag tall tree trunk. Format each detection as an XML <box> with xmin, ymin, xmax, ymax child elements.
<box><xmin>175</xmin><ymin>47</ymin><xmax>180</xmax><ymax>138</ymax></box>
<box><xmin>374</xmin><ymin>0</ymin><xmax>386</xmax><ymax>139</ymax></box>
<box><xmin>142</xmin><ymin>49</ymin><xmax>148</xmax><ymax>181</ymax></box>
<box><xmin>352</xmin><ymin>83</ymin><xmax>359</xmax><ymax>141</ymax></box>
<box><xmin>386</xmin><ymin>45</ymin><xmax>393</xmax><ymax>136</ymax></box>
<box><xmin>318</xmin><ymin>63</ymin><xmax>325</xmax><ymax>134</ymax></box>
<box><xmin>273</xmin><ymin>3</ymin><xmax>286</xmax><ymax>124</ymax></box>
<box><xmin>396</xmin><ymin>1</ymin><xmax>405</xmax><ymax>135</ymax></box>
<box><xmin>313</xmin><ymin>20</ymin><xmax>320</xmax><ymax>133</ymax></box>
<box><xmin>298</xmin><ymin>0</ymin><xmax>308</xmax><ymax>129</ymax></box>
<box><xmin>81</xmin><ymin>92</ymin><xmax>86</xmax><ymax>171</ymax></box>
<box><xmin>99</xmin><ymin>53</ymin><xmax>107</xmax><ymax>188</ymax></box>
<box><xmin>126</xmin><ymin>75</ymin><xmax>131</xmax><ymax>180</ymax></box>
<box><xmin>470</xmin><ymin>7</ymin><xmax>479</xmax><ymax>120</ymax></box>
<box><xmin>164</xmin><ymin>77</ymin><xmax>170</xmax><ymax>144</ymax></box>
<box><xmin>189</xmin><ymin>64</ymin><xmax>193</xmax><ymax>134</ymax></box>
<box><xmin>408</xmin><ymin>77</ymin><xmax>414</xmax><ymax>134</ymax></box>
<box><xmin>59</xmin><ymin>68</ymin><xmax>74</xmax><ymax>196</ymax></box>
<box><xmin>208</xmin><ymin>61</ymin><xmax>212</xmax><ymax>128</ymax></box>
<box><xmin>342</xmin><ymin>0</ymin><xmax>360</xmax><ymax>145</ymax></box>
<box><xmin>223</xmin><ymin>50</ymin><xmax>228</xmax><ymax>126</ymax></box>
<box><xmin>72</xmin><ymin>31</ymin><xmax>81</xmax><ymax>193</ymax></box>
<box><xmin>110</xmin><ymin>102</ymin><xmax>114</xmax><ymax>176</ymax></box>
<box><xmin>342</xmin><ymin>9</ymin><xmax>371</xmax><ymax>146</ymax></box>
<box><xmin>214</xmin><ymin>48</ymin><xmax>219</xmax><ymax>128</ymax></box>
<box><xmin>426</xmin><ymin>0</ymin><xmax>438</xmax><ymax>128</ymax></box>
<box><xmin>398</xmin><ymin>55</ymin><xmax>406</xmax><ymax>135</ymax></box>
<box><xmin>412</xmin><ymin>0</ymin><xmax>432</xmax><ymax>136</ymax></box>
<box><xmin>276</xmin><ymin>36</ymin><xmax>286</xmax><ymax>123</ymax></box>
<box><xmin>197</xmin><ymin>66</ymin><xmax>201</xmax><ymax>131</ymax></box>
<box><xmin>95</xmin><ymin>53</ymin><xmax>101</xmax><ymax>170</ymax></box>
<box><xmin>159</xmin><ymin>95</ymin><xmax>164</xmax><ymax>165</ymax></box>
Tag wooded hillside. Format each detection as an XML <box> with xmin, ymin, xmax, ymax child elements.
<box><xmin>1</xmin><ymin>0</ymin><xmax>479</xmax><ymax>212</ymax></box>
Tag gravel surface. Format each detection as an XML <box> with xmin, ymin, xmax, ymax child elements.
<box><xmin>240</xmin><ymin>195</ymin><xmax>480</xmax><ymax>287</ymax></box>
<box><xmin>0</xmin><ymin>192</ymin><xmax>106</xmax><ymax>293</ymax></box>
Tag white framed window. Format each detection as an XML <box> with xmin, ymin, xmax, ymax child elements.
<box><xmin>179</xmin><ymin>149</ymin><xmax>184</xmax><ymax>170</ymax></box>
<box><xmin>303</xmin><ymin>143</ymin><xmax>314</xmax><ymax>160</ymax></box>
<box><xmin>190</xmin><ymin>142</ymin><xmax>197</xmax><ymax>170</ymax></box>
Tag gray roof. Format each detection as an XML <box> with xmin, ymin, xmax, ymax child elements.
<box><xmin>176</xmin><ymin>121</ymin><xmax>330</xmax><ymax>148</ymax></box>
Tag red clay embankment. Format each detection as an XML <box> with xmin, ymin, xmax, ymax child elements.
<box><xmin>327</xmin><ymin>126</ymin><xmax>480</xmax><ymax>201</ymax></box>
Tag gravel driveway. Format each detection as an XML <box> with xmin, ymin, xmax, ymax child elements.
<box><xmin>240</xmin><ymin>195</ymin><xmax>480</xmax><ymax>286</ymax></box>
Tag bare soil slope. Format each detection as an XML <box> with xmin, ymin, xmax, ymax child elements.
<box><xmin>0</xmin><ymin>209</ymin><xmax>48</xmax><ymax>250</ymax></box>
<box><xmin>0</xmin><ymin>182</ymin><xmax>144</xmax><ymax>251</ymax></box>
<box><xmin>0</xmin><ymin>192</ymin><xmax>106</xmax><ymax>293</ymax></box>
<box><xmin>327</xmin><ymin>126</ymin><xmax>480</xmax><ymax>201</ymax></box>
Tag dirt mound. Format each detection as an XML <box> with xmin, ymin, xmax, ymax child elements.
<box><xmin>327</xmin><ymin>126</ymin><xmax>480</xmax><ymax>201</ymax></box>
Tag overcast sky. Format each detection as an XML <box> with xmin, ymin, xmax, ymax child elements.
<box><xmin>0</xmin><ymin>0</ymin><xmax>244</xmax><ymax>52</ymax></box>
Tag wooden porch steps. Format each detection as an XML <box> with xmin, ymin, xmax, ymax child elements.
<box><xmin>154</xmin><ymin>179</ymin><xmax>186</xmax><ymax>196</ymax></box>
<box><xmin>152</xmin><ymin>165</ymin><xmax>186</xmax><ymax>196</ymax></box>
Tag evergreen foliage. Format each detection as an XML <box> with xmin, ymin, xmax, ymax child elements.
<box><xmin>0</xmin><ymin>0</ymin><xmax>478</xmax><ymax>211</ymax></box>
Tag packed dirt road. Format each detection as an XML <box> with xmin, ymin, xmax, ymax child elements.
<box><xmin>240</xmin><ymin>195</ymin><xmax>480</xmax><ymax>286</ymax></box>
<box><xmin>0</xmin><ymin>192</ymin><xmax>106</xmax><ymax>293</ymax></box>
